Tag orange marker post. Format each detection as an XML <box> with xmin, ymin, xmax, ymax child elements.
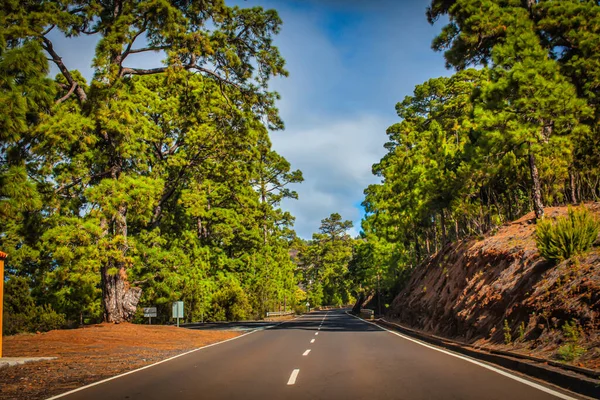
<box><xmin>0</xmin><ymin>250</ymin><xmax>6</xmax><ymax>358</ymax></box>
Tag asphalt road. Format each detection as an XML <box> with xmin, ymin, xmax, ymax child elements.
<box><xmin>52</xmin><ymin>309</ymin><xmax>581</xmax><ymax>400</ymax></box>
<box><xmin>183</xmin><ymin>321</ymin><xmax>279</xmax><ymax>331</ymax></box>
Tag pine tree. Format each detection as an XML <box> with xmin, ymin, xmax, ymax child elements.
<box><xmin>0</xmin><ymin>1</ymin><xmax>295</xmax><ymax>324</ymax></box>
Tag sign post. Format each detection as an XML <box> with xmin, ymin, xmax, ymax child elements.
<box><xmin>306</xmin><ymin>302</ymin><xmax>310</xmax><ymax>313</ymax></box>
<box><xmin>143</xmin><ymin>307</ymin><xmax>157</xmax><ymax>325</ymax></box>
<box><xmin>172</xmin><ymin>301</ymin><xmax>184</xmax><ymax>327</ymax></box>
<box><xmin>0</xmin><ymin>251</ymin><xmax>7</xmax><ymax>358</ymax></box>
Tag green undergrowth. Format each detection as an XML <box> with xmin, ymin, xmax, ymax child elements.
<box><xmin>536</xmin><ymin>207</ymin><xmax>599</xmax><ymax>263</ymax></box>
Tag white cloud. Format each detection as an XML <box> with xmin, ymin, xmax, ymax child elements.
<box><xmin>272</xmin><ymin>114</ymin><xmax>388</xmax><ymax>239</ymax></box>
<box><xmin>266</xmin><ymin>5</ymin><xmax>392</xmax><ymax>238</ymax></box>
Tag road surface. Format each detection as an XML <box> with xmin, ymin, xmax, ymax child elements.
<box><xmin>184</xmin><ymin>321</ymin><xmax>279</xmax><ymax>331</ymax></box>
<box><xmin>51</xmin><ymin>309</ymin><xmax>580</xmax><ymax>400</ymax></box>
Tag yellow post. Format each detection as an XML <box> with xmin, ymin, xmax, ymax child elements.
<box><xmin>0</xmin><ymin>250</ymin><xmax>6</xmax><ymax>358</ymax></box>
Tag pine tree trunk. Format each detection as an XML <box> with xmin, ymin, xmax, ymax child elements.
<box><xmin>414</xmin><ymin>232</ymin><xmax>422</xmax><ymax>261</ymax></box>
<box><xmin>478</xmin><ymin>203</ymin><xmax>484</xmax><ymax>235</ymax></box>
<box><xmin>569</xmin><ymin>168</ymin><xmax>578</xmax><ymax>204</ymax></box>
<box><xmin>433</xmin><ymin>215</ymin><xmax>439</xmax><ymax>252</ymax></box>
<box><xmin>455</xmin><ymin>218</ymin><xmax>459</xmax><ymax>240</ymax></box>
<box><xmin>528</xmin><ymin>148</ymin><xmax>545</xmax><ymax>219</ymax></box>
<box><xmin>102</xmin><ymin>266</ymin><xmax>141</xmax><ymax>323</ymax></box>
<box><xmin>440</xmin><ymin>209</ymin><xmax>447</xmax><ymax>245</ymax></box>
<box><xmin>102</xmin><ymin>204</ymin><xmax>141</xmax><ymax>323</ymax></box>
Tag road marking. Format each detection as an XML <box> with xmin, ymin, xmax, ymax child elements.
<box><xmin>346</xmin><ymin>312</ymin><xmax>578</xmax><ymax>400</ymax></box>
<box><xmin>303</xmin><ymin>349</ymin><xmax>311</xmax><ymax>356</ymax></box>
<box><xmin>287</xmin><ymin>369</ymin><xmax>300</xmax><ymax>385</ymax></box>
<box><xmin>310</xmin><ymin>339</ymin><xmax>315</xmax><ymax>343</ymax></box>
<box><xmin>46</xmin><ymin>330</ymin><xmax>258</xmax><ymax>399</ymax></box>
<box><xmin>315</xmin><ymin>332</ymin><xmax>318</xmax><ymax>335</ymax></box>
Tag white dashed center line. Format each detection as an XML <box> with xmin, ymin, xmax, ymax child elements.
<box><xmin>315</xmin><ymin>332</ymin><xmax>318</xmax><ymax>335</ymax></box>
<box><xmin>310</xmin><ymin>339</ymin><xmax>315</xmax><ymax>343</ymax></box>
<box><xmin>287</xmin><ymin>369</ymin><xmax>300</xmax><ymax>385</ymax></box>
<box><xmin>302</xmin><ymin>349</ymin><xmax>311</xmax><ymax>356</ymax></box>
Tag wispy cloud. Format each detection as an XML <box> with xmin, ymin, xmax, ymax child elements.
<box><xmin>273</xmin><ymin>114</ymin><xmax>388</xmax><ymax>238</ymax></box>
<box><xmin>265</xmin><ymin>0</ymin><xmax>448</xmax><ymax>238</ymax></box>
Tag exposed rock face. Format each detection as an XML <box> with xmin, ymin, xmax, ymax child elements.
<box><xmin>388</xmin><ymin>204</ymin><xmax>600</xmax><ymax>368</ymax></box>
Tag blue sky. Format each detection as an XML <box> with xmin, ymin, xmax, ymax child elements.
<box><xmin>48</xmin><ymin>0</ymin><xmax>451</xmax><ymax>239</ymax></box>
<box><xmin>251</xmin><ymin>0</ymin><xmax>451</xmax><ymax>238</ymax></box>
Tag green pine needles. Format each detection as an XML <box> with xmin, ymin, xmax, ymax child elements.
<box><xmin>536</xmin><ymin>207</ymin><xmax>599</xmax><ymax>263</ymax></box>
<box><xmin>556</xmin><ymin>320</ymin><xmax>585</xmax><ymax>362</ymax></box>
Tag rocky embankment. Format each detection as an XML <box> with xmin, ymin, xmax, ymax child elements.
<box><xmin>388</xmin><ymin>204</ymin><xmax>600</xmax><ymax>369</ymax></box>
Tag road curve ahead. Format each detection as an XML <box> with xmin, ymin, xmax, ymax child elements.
<box><xmin>52</xmin><ymin>309</ymin><xmax>581</xmax><ymax>400</ymax></box>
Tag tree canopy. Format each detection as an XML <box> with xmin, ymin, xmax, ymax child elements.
<box><xmin>1</xmin><ymin>0</ymin><xmax>302</xmax><ymax>328</ymax></box>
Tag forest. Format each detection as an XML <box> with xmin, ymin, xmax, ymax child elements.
<box><xmin>1</xmin><ymin>0</ymin><xmax>304</xmax><ymax>331</ymax></box>
<box><xmin>350</xmin><ymin>0</ymin><xmax>600</xmax><ymax>308</ymax></box>
<box><xmin>2</xmin><ymin>0</ymin><xmax>600</xmax><ymax>333</ymax></box>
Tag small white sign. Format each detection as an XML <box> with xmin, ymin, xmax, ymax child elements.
<box><xmin>143</xmin><ymin>307</ymin><xmax>157</xmax><ymax>318</ymax></box>
<box><xmin>172</xmin><ymin>301</ymin><xmax>184</xmax><ymax>319</ymax></box>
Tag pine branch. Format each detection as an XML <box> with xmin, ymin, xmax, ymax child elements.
<box><xmin>54</xmin><ymin>170</ymin><xmax>111</xmax><ymax>194</ymax></box>
<box><xmin>55</xmin><ymin>82</ymin><xmax>78</xmax><ymax>104</ymax></box>
<box><xmin>120</xmin><ymin>65</ymin><xmax>242</xmax><ymax>89</ymax></box>
<box><xmin>41</xmin><ymin>36</ymin><xmax>87</xmax><ymax>103</ymax></box>
<box><xmin>127</xmin><ymin>45</ymin><xmax>169</xmax><ymax>55</ymax></box>
<box><xmin>120</xmin><ymin>19</ymin><xmax>150</xmax><ymax>62</ymax></box>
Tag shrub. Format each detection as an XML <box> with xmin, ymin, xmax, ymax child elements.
<box><xmin>518</xmin><ymin>321</ymin><xmax>526</xmax><ymax>341</ymax></box>
<box><xmin>33</xmin><ymin>304</ymin><xmax>67</xmax><ymax>332</ymax></box>
<box><xmin>211</xmin><ymin>279</ymin><xmax>251</xmax><ymax>321</ymax></box>
<box><xmin>556</xmin><ymin>343</ymin><xmax>585</xmax><ymax>361</ymax></box>
<box><xmin>536</xmin><ymin>206</ymin><xmax>599</xmax><ymax>263</ymax></box>
<box><xmin>3</xmin><ymin>277</ymin><xmax>67</xmax><ymax>335</ymax></box>
<box><xmin>556</xmin><ymin>320</ymin><xmax>586</xmax><ymax>362</ymax></box>
<box><xmin>294</xmin><ymin>304</ymin><xmax>307</xmax><ymax>314</ymax></box>
<box><xmin>503</xmin><ymin>319</ymin><xmax>512</xmax><ymax>344</ymax></box>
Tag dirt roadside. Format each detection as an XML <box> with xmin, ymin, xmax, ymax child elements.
<box><xmin>386</xmin><ymin>203</ymin><xmax>600</xmax><ymax>371</ymax></box>
<box><xmin>0</xmin><ymin>323</ymin><xmax>240</xmax><ymax>400</ymax></box>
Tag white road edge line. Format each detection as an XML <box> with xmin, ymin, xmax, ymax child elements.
<box><xmin>310</xmin><ymin>339</ymin><xmax>315</xmax><ymax>343</ymax></box>
<box><xmin>287</xmin><ymin>369</ymin><xmax>300</xmax><ymax>385</ymax></box>
<box><xmin>345</xmin><ymin>312</ymin><xmax>578</xmax><ymax>400</ymax></box>
<box><xmin>303</xmin><ymin>349</ymin><xmax>311</xmax><ymax>356</ymax></box>
<box><xmin>46</xmin><ymin>330</ymin><xmax>258</xmax><ymax>400</ymax></box>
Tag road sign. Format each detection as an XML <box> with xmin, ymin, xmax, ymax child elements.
<box><xmin>172</xmin><ymin>301</ymin><xmax>184</xmax><ymax>327</ymax></box>
<box><xmin>144</xmin><ymin>307</ymin><xmax>157</xmax><ymax>325</ymax></box>
<box><xmin>143</xmin><ymin>307</ymin><xmax>157</xmax><ymax>317</ymax></box>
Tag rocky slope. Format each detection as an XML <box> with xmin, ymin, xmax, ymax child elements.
<box><xmin>388</xmin><ymin>204</ymin><xmax>600</xmax><ymax>369</ymax></box>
